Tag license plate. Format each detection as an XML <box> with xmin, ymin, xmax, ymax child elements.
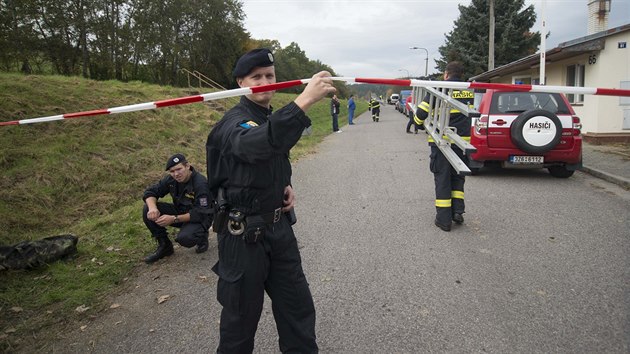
<box><xmin>510</xmin><ymin>155</ymin><xmax>544</xmax><ymax>164</ymax></box>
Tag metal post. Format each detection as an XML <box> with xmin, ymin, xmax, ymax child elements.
<box><xmin>539</xmin><ymin>0</ymin><xmax>547</xmax><ymax>85</ymax></box>
<box><xmin>409</xmin><ymin>46</ymin><xmax>429</xmax><ymax>77</ymax></box>
<box><xmin>488</xmin><ymin>0</ymin><xmax>495</xmax><ymax>70</ymax></box>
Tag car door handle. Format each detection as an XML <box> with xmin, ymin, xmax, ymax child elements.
<box><xmin>492</xmin><ymin>119</ymin><xmax>507</xmax><ymax>126</ymax></box>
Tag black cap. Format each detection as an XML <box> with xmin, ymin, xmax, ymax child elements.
<box><xmin>165</xmin><ymin>153</ymin><xmax>187</xmax><ymax>170</ymax></box>
<box><xmin>232</xmin><ymin>48</ymin><xmax>274</xmax><ymax>78</ymax></box>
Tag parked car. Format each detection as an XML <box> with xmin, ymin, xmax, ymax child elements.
<box><xmin>396</xmin><ymin>90</ymin><xmax>412</xmax><ymax>113</ymax></box>
<box><xmin>403</xmin><ymin>95</ymin><xmax>414</xmax><ymax>117</ymax></box>
<box><xmin>389</xmin><ymin>94</ymin><xmax>399</xmax><ymax>105</ymax></box>
<box><xmin>469</xmin><ymin>89</ymin><xmax>582</xmax><ymax>178</ymax></box>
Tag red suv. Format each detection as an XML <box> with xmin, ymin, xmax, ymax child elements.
<box><xmin>469</xmin><ymin>89</ymin><xmax>582</xmax><ymax>178</ymax></box>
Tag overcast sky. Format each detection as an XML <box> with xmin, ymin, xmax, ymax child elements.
<box><xmin>241</xmin><ymin>0</ymin><xmax>630</xmax><ymax>78</ymax></box>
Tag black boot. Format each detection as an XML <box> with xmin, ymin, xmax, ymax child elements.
<box><xmin>144</xmin><ymin>236</ymin><xmax>174</xmax><ymax>264</ymax></box>
<box><xmin>196</xmin><ymin>235</ymin><xmax>209</xmax><ymax>254</ymax></box>
<box><xmin>434</xmin><ymin>219</ymin><xmax>452</xmax><ymax>232</ymax></box>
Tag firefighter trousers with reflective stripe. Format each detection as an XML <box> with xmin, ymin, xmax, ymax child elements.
<box><xmin>429</xmin><ymin>144</ymin><xmax>466</xmax><ymax>225</ymax></box>
<box><xmin>212</xmin><ymin>215</ymin><xmax>318</xmax><ymax>354</ymax></box>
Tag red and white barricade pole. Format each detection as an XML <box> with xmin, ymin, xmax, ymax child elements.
<box><xmin>2</xmin><ymin>77</ymin><xmax>630</xmax><ymax>127</ymax></box>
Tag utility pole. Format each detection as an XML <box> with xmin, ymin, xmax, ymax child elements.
<box><xmin>409</xmin><ymin>46</ymin><xmax>429</xmax><ymax>78</ymax></box>
<box><xmin>488</xmin><ymin>0</ymin><xmax>495</xmax><ymax>71</ymax></box>
<box><xmin>398</xmin><ymin>68</ymin><xmax>410</xmax><ymax>78</ymax></box>
<box><xmin>539</xmin><ymin>0</ymin><xmax>547</xmax><ymax>84</ymax></box>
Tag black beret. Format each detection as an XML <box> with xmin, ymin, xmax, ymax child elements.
<box><xmin>165</xmin><ymin>153</ymin><xmax>187</xmax><ymax>171</ymax></box>
<box><xmin>232</xmin><ymin>48</ymin><xmax>274</xmax><ymax>78</ymax></box>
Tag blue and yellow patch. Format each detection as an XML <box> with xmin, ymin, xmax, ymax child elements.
<box><xmin>239</xmin><ymin>120</ymin><xmax>259</xmax><ymax>129</ymax></box>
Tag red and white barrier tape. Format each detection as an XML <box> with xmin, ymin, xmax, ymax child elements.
<box><xmin>344</xmin><ymin>77</ymin><xmax>630</xmax><ymax>97</ymax></box>
<box><xmin>2</xmin><ymin>77</ymin><xmax>629</xmax><ymax>127</ymax></box>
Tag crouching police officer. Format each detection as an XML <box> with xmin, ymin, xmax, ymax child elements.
<box><xmin>206</xmin><ymin>48</ymin><xmax>334</xmax><ymax>353</ymax></box>
<box><xmin>142</xmin><ymin>154</ymin><xmax>212</xmax><ymax>263</ymax></box>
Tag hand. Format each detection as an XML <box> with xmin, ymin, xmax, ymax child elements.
<box><xmin>155</xmin><ymin>215</ymin><xmax>175</xmax><ymax>227</ymax></box>
<box><xmin>294</xmin><ymin>71</ymin><xmax>336</xmax><ymax>112</ymax></box>
<box><xmin>147</xmin><ymin>208</ymin><xmax>160</xmax><ymax>221</ymax></box>
<box><xmin>282</xmin><ymin>185</ymin><xmax>295</xmax><ymax>212</ymax></box>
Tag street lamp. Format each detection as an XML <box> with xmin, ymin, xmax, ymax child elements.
<box><xmin>398</xmin><ymin>68</ymin><xmax>410</xmax><ymax>78</ymax></box>
<box><xmin>409</xmin><ymin>46</ymin><xmax>429</xmax><ymax>77</ymax></box>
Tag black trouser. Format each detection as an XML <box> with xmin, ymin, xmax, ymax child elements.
<box><xmin>406</xmin><ymin>111</ymin><xmax>418</xmax><ymax>132</ymax></box>
<box><xmin>142</xmin><ymin>202</ymin><xmax>209</xmax><ymax>247</ymax></box>
<box><xmin>212</xmin><ymin>214</ymin><xmax>317</xmax><ymax>354</ymax></box>
<box><xmin>332</xmin><ymin>113</ymin><xmax>339</xmax><ymax>132</ymax></box>
<box><xmin>429</xmin><ymin>144</ymin><xmax>466</xmax><ymax>225</ymax></box>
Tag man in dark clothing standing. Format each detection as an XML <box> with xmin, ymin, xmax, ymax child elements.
<box><xmin>331</xmin><ymin>94</ymin><xmax>341</xmax><ymax>133</ymax></box>
<box><xmin>415</xmin><ymin>61</ymin><xmax>473</xmax><ymax>232</ymax></box>
<box><xmin>142</xmin><ymin>154</ymin><xmax>212</xmax><ymax>263</ymax></box>
<box><xmin>206</xmin><ymin>48</ymin><xmax>335</xmax><ymax>353</ymax></box>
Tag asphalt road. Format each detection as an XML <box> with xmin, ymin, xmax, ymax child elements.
<box><xmin>47</xmin><ymin>105</ymin><xmax>630</xmax><ymax>353</ymax></box>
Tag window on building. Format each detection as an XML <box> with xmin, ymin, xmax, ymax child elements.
<box><xmin>566</xmin><ymin>64</ymin><xmax>585</xmax><ymax>104</ymax></box>
<box><xmin>512</xmin><ymin>77</ymin><xmax>531</xmax><ymax>85</ymax></box>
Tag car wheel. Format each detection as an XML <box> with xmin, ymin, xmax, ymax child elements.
<box><xmin>510</xmin><ymin>109</ymin><xmax>562</xmax><ymax>154</ymax></box>
<box><xmin>548</xmin><ymin>165</ymin><xmax>575</xmax><ymax>178</ymax></box>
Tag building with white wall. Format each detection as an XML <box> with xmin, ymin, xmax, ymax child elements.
<box><xmin>471</xmin><ymin>1</ymin><xmax>629</xmax><ymax>144</ymax></box>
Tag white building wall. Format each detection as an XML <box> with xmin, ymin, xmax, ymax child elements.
<box><xmin>492</xmin><ymin>30</ymin><xmax>630</xmax><ymax>134</ymax></box>
<box><xmin>481</xmin><ymin>28</ymin><xmax>629</xmax><ymax>135</ymax></box>
<box><xmin>580</xmin><ymin>31</ymin><xmax>630</xmax><ymax>133</ymax></box>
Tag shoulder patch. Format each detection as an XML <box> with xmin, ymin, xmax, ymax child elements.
<box><xmin>239</xmin><ymin>120</ymin><xmax>259</xmax><ymax>129</ymax></box>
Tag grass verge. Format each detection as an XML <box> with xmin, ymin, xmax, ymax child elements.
<box><xmin>0</xmin><ymin>73</ymin><xmax>367</xmax><ymax>351</ymax></box>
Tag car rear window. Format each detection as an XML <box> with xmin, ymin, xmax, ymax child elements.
<box><xmin>490</xmin><ymin>92</ymin><xmax>571</xmax><ymax>114</ymax></box>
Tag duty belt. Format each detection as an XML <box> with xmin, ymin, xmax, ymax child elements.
<box><xmin>226</xmin><ymin>208</ymin><xmax>283</xmax><ymax>241</ymax></box>
<box><xmin>260</xmin><ymin>208</ymin><xmax>283</xmax><ymax>224</ymax></box>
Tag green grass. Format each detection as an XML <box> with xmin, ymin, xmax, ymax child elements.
<box><xmin>0</xmin><ymin>73</ymin><xmax>367</xmax><ymax>351</ymax></box>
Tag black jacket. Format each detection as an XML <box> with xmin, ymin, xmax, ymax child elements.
<box><xmin>205</xmin><ymin>96</ymin><xmax>311</xmax><ymax>213</ymax></box>
<box><xmin>330</xmin><ymin>98</ymin><xmax>340</xmax><ymax>115</ymax></box>
<box><xmin>142</xmin><ymin>167</ymin><xmax>212</xmax><ymax>223</ymax></box>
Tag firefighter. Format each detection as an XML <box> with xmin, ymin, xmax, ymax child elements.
<box><xmin>369</xmin><ymin>96</ymin><xmax>381</xmax><ymax>122</ymax></box>
<box><xmin>206</xmin><ymin>48</ymin><xmax>334</xmax><ymax>353</ymax></box>
<box><xmin>416</xmin><ymin>61</ymin><xmax>473</xmax><ymax>232</ymax></box>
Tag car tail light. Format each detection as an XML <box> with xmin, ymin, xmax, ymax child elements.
<box><xmin>572</xmin><ymin>115</ymin><xmax>582</xmax><ymax>136</ymax></box>
<box><xmin>475</xmin><ymin>115</ymin><xmax>488</xmax><ymax>135</ymax></box>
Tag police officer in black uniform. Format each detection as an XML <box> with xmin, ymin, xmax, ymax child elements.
<box><xmin>142</xmin><ymin>154</ymin><xmax>212</xmax><ymax>263</ymax></box>
<box><xmin>206</xmin><ymin>48</ymin><xmax>335</xmax><ymax>353</ymax></box>
<box><xmin>416</xmin><ymin>61</ymin><xmax>473</xmax><ymax>232</ymax></box>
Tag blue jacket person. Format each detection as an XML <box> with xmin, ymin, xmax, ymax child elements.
<box><xmin>142</xmin><ymin>154</ymin><xmax>212</xmax><ymax>263</ymax></box>
<box><xmin>206</xmin><ymin>48</ymin><xmax>335</xmax><ymax>353</ymax></box>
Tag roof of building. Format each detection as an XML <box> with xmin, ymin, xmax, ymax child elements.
<box><xmin>469</xmin><ymin>23</ymin><xmax>630</xmax><ymax>82</ymax></box>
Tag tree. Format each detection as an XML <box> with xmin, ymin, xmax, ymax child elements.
<box><xmin>0</xmin><ymin>0</ymin><xmax>343</xmax><ymax>92</ymax></box>
<box><xmin>436</xmin><ymin>0</ymin><xmax>540</xmax><ymax>79</ymax></box>
<box><xmin>0</xmin><ymin>0</ymin><xmax>39</xmax><ymax>72</ymax></box>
